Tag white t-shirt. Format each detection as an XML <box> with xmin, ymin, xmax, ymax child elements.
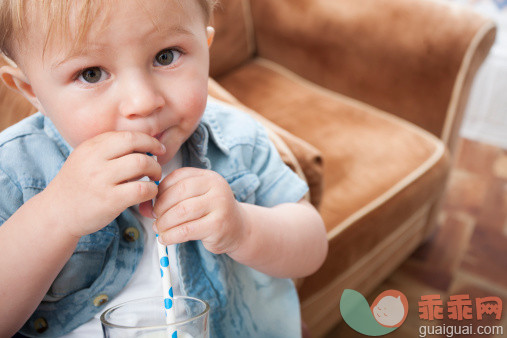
<box><xmin>64</xmin><ymin>151</ymin><xmax>182</xmax><ymax>337</ymax></box>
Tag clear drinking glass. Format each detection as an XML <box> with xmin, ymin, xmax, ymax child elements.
<box><xmin>101</xmin><ymin>296</ymin><xmax>210</xmax><ymax>338</ymax></box>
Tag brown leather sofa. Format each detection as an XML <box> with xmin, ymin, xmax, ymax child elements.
<box><xmin>0</xmin><ymin>0</ymin><xmax>495</xmax><ymax>336</ymax></box>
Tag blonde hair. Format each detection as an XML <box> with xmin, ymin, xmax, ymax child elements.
<box><xmin>0</xmin><ymin>0</ymin><xmax>218</xmax><ymax>61</ymax></box>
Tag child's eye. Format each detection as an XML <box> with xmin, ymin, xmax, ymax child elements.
<box><xmin>154</xmin><ymin>48</ymin><xmax>182</xmax><ymax>66</ymax></box>
<box><xmin>77</xmin><ymin>67</ymin><xmax>107</xmax><ymax>84</ymax></box>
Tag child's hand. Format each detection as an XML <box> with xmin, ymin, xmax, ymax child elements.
<box><xmin>150</xmin><ymin>168</ymin><xmax>247</xmax><ymax>254</ymax></box>
<box><xmin>43</xmin><ymin>131</ymin><xmax>166</xmax><ymax>238</ymax></box>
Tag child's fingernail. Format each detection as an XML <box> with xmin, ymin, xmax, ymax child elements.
<box><xmin>160</xmin><ymin>144</ymin><xmax>166</xmax><ymax>153</ymax></box>
<box><xmin>152</xmin><ymin>211</ymin><xmax>157</xmax><ymax>219</ymax></box>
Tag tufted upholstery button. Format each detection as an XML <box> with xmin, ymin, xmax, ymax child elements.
<box><xmin>93</xmin><ymin>294</ymin><xmax>109</xmax><ymax>307</ymax></box>
<box><xmin>34</xmin><ymin>317</ymin><xmax>48</xmax><ymax>333</ymax></box>
<box><xmin>123</xmin><ymin>227</ymin><xmax>139</xmax><ymax>242</ymax></box>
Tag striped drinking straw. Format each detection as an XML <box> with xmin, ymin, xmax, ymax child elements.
<box><xmin>147</xmin><ymin>153</ymin><xmax>177</xmax><ymax>337</ymax></box>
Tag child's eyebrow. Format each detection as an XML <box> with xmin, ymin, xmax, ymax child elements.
<box><xmin>50</xmin><ymin>24</ymin><xmax>194</xmax><ymax>70</ymax></box>
<box><xmin>51</xmin><ymin>45</ymin><xmax>105</xmax><ymax>70</ymax></box>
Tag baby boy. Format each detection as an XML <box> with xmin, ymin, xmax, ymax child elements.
<box><xmin>0</xmin><ymin>0</ymin><xmax>328</xmax><ymax>336</ymax></box>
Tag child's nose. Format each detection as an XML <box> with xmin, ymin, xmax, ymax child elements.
<box><xmin>118</xmin><ymin>74</ymin><xmax>165</xmax><ymax>118</ymax></box>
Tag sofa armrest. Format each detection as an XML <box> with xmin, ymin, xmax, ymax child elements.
<box><xmin>249</xmin><ymin>0</ymin><xmax>496</xmax><ymax>154</ymax></box>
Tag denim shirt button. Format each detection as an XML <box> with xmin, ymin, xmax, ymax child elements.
<box><xmin>122</xmin><ymin>227</ymin><xmax>140</xmax><ymax>242</ymax></box>
<box><xmin>93</xmin><ymin>294</ymin><xmax>109</xmax><ymax>307</ymax></box>
<box><xmin>33</xmin><ymin>317</ymin><xmax>48</xmax><ymax>333</ymax></box>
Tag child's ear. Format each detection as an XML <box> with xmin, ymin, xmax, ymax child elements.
<box><xmin>206</xmin><ymin>26</ymin><xmax>215</xmax><ymax>48</ymax></box>
<box><xmin>0</xmin><ymin>65</ymin><xmax>44</xmax><ymax>112</ymax></box>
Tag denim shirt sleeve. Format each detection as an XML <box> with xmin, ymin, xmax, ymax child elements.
<box><xmin>202</xmin><ymin>101</ymin><xmax>309</xmax><ymax>208</ymax></box>
<box><xmin>0</xmin><ymin>167</ymin><xmax>23</xmax><ymax>224</ymax></box>
<box><xmin>248</xmin><ymin>123</ymin><xmax>308</xmax><ymax>207</ymax></box>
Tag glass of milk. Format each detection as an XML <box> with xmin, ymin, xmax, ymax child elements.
<box><xmin>101</xmin><ymin>296</ymin><xmax>209</xmax><ymax>337</ymax></box>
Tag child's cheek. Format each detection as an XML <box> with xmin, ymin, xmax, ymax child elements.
<box><xmin>61</xmin><ymin>113</ymin><xmax>115</xmax><ymax>148</ymax></box>
<box><xmin>179</xmin><ymin>84</ymin><xmax>208</xmax><ymax>124</ymax></box>
<box><xmin>190</xmin><ymin>88</ymin><xmax>208</xmax><ymax>116</ymax></box>
<box><xmin>179</xmin><ymin>62</ymin><xmax>209</xmax><ymax>116</ymax></box>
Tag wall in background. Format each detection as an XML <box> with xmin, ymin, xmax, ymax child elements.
<box><xmin>451</xmin><ymin>0</ymin><xmax>507</xmax><ymax>149</ymax></box>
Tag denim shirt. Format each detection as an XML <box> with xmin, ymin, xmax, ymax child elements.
<box><xmin>0</xmin><ymin>99</ymin><xmax>308</xmax><ymax>337</ymax></box>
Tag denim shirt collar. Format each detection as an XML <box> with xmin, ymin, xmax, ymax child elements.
<box><xmin>43</xmin><ymin>117</ymin><xmax>73</xmax><ymax>158</ymax></box>
<box><xmin>183</xmin><ymin>107</ymin><xmax>231</xmax><ymax>170</ymax></box>
<box><xmin>42</xmin><ymin>100</ymin><xmax>231</xmax><ymax>167</ymax></box>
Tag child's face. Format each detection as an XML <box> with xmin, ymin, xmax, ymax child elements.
<box><xmin>9</xmin><ymin>0</ymin><xmax>213</xmax><ymax>165</ymax></box>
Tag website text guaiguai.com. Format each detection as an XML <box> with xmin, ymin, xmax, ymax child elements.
<box><xmin>418</xmin><ymin>324</ymin><xmax>503</xmax><ymax>337</ymax></box>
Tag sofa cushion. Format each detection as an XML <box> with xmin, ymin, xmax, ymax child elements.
<box><xmin>209</xmin><ymin>0</ymin><xmax>255</xmax><ymax>78</ymax></box>
<box><xmin>216</xmin><ymin>57</ymin><xmax>450</xmax><ymax>291</ymax></box>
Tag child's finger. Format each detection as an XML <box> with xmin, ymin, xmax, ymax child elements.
<box><xmin>90</xmin><ymin>131</ymin><xmax>166</xmax><ymax>159</ymax></box>
<box><xmin>139</xmin><ymin>200</ymin><xmax>155</xmax><ymax>219</ymax></box>
<box><xmin>153</xmin><ymin>175</ymin><xmax>211</xmax><ymax>218</ymax></box>
<box><xmin>157</xmin><ymin>167</ymin><xmax>207</xmax><ymax>193</ymax></box>
<box><xmin>107</xmin><ymin>153</ymin><xmax>162</xmax><ymax>184</ymax></box>
<box><xmin>155</xmin><ymin>195</ymin><xmax>211</xmax><ymax>234</ymax></box>
<box><xmin>157</xmin><ymin>214</ymin><xmax>212</xmax><ymax>246</ymax></box>
<box><xmin>114</xmin><ymin>181</ymin><xmax>159</xmax><ymax>210</ymax></box>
